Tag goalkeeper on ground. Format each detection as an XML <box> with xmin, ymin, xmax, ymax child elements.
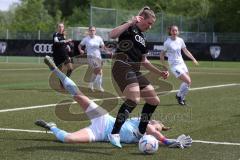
<box><xmin>35</xmin><ymin>56</ymin><xmax>192</xmax><ymax>149</ymax></box>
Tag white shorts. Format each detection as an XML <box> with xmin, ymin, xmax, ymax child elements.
<box><xmin>86</xmin><ymin>113</ymin><xmax>112</xmax><ymax>142</ymax></box>
<box><xmin>170</xmin><ymin>63</ymin><xmax>189</xmax><ymax>78</ymax></box>
<box><xmin>87</xmin><ymin>55</ymin><xmax>102</xmax><ymax>69</ymax></box>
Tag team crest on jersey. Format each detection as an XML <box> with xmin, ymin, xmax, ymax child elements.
<box><xmin>135</xmin><ymin>35</ymin><xmax>146</xmax><ymax>47</ymax></box>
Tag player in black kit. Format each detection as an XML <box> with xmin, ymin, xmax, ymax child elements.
<box><xmin>52</xmin><ymin>23</ymin><xmax>73</xmax><ymax>88</ymax></box>
<box><xmin>108</xmin><ymin>6</ymin><xmax>169</xmax><ymax>148</ymax></box>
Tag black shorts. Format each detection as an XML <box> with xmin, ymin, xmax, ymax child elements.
<box><xmin>52</xmin><ymin>52</ymin><xmax>71</xmax><ymax>67</ymax></box>
<box><xmin>112</xmin><ymin>60</ymin><xmax>150</xmax><ymax>92</ymax></box>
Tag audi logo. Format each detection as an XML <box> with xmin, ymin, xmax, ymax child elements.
<box><xmin>34</xmin><ymin>43</ymin><xmax>53</xmax><ymax>54</ymax></box>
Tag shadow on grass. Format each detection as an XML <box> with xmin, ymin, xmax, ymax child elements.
<box><xmin>129</xmin><ymin>145</ymin><xmax>167</xmax><ymax>156</ymax></box>
<box><xmin>17</xmin><ymin>145</ymin><xmax>114</xmax><ymax>155</ymax></box>
<box><xmin>0</xmin><ymin>137</ymin><xmax>54</xmax><ymax>142</ymax></box>
<box><xmin>160</xmin><ymin>103</ymin><xmax>179</xmax><ymax>107</ymax></box>
<box><xmin>10</xmin><ymin>88</ymin><xmax>53</xmax><ymax>92</ymax></box>
<box><xmin>16</xmin><ymin>141</ymin><xmax>137</xmax><ymax>155</ymax></box>
<box><xmin>232</xmin><ymin>114</ymin><xmax>240</xmax><ymax>117</ymax></box>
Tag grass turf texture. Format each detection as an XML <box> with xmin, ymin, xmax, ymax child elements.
<box><xmin>0</xmin><ymin>57</ymin><xmax>240</xmax><ymax>160</ymax></box>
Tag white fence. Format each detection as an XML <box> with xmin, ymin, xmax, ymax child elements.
<box><xmin>1</xmin><ymin>28</ymin><xmax>240</xmax><ymax>43</ymax></box>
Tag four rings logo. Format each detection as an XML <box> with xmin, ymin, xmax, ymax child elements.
<box><xmin>34</xmin><ymin>43</ymin><xmax>53</xmax><ymax>54</ymax></box>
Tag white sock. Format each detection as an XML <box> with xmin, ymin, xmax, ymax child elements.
<box><xmin>53</xmin><ymin>68</ymin><xmax>66</xmax><ymax>82</ymax></box>
<box><xmin>177</xmin><ymin>82</ymin><xmax>189</xmax><ymax>100</ymax></box>
<box><xmin>86</xmin><ymin>101</ymin><xmax>108</xmax><ymax>120</ymax></box>
<box><xmin>53</xmin><ymin>68</ymin><xmax>79</xmax><ymax>96</ymax></box>
<box><xmin>90</xmin><ymin>73</ymin><xmax>96</xmax><ymax>83</ymax></box>
<box><xmin>86</xmin><ymin>101</ymin><xmax>98</xmax><ymax>113</ymax></box>
<box><xmin>99</xmin><ymin>75</ymin><xmax>103</xmax><ymax>87</ymax></box>
<box><xmin>50</xmin><ymin>127</ymin><xmax>69</xmax><ymax>142</ymax></box>
<box><xmin>95</xmin><ymin>74</ymin><xmax>102</xmax><ymax>88</ymax></box>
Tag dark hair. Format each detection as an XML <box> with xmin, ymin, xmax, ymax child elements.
<box><xmin>138</xmin><ymin>6</ymin><xmax>156</xmax><ymax>20</ymax></box>
<box><xmin>168</xmin><ymin>25</ymin><xmax>178</xmax><ymax>36</ymax></box>
<box><xmin>88</xmin><ymin>26</ymin><xmax>96</xmax><ymax>30</ymax></box>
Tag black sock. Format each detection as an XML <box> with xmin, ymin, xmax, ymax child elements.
<box><xmin>111</xmin><ymin>100</ymin><xmax>137</xmax><ymax>134</ymax></box>
<box><xmin>59</xmin><ymin>80</ymin><xmax>64</xmax><ymax>87</ymax></box>
<box><xmin>138</xmin><ymin>103</ymin><xmax>157</xmax><ymax>134</ymax></box>
<box><xmin>66</xmin><ymin>69</ymin><xmax>72</xmax><ymax>77</ymax></box>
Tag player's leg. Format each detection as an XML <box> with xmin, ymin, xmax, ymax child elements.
<box><xmin>110</xmin><ymin>81</ymin><xmax>139</xmax><ymax>126</ymax></box>
<box><xmin>176</xmin><ymin>73</ymin><xmax>191</xmax><ymax>105</ymax></box>
<box><xmin>96</xmin><ymin>58</ymin><xmax>104</xmax><ymax>91</ymax></box>
<box><xmin>87</xmin><ymin>57</ymin><xmax>97</xmax><ymax>91</ymax></box>
<box><xmin>65</xmin><ymin>58</ymin><xmax>73</xmax><ymax>77</ymax></box>
<box><xmin>45</xmin><ymin>56</ymin><xmax>80</xmax><ymax>96</ymax></box>
<box><xmin>35</xmin><ymin>102</ymin><xmax>107</xmax><ymax>143</ymax></box>
<box><xmin>35</xmin><ymin>119</ymin><xmax>69</xmax><ymax>143</ymax></box>
<box><xmin>64</xmin><ymin>105</ymin><xmax>113</xmax><ymax>143</ymax></box>
<box><xmin>139</xmin><ymin>84</ymin><xmax>159</xmax><ymax>135</ymax></box>
<box><xmin>44</xmin><ymin>56</ymin><xmax>107</xmax><ymax>115</ymax></box>
<box><xmin>52</xmin><ymin>53</ymin><xmax>65</xmax><ymax>89</ymax></box>
<box><xmin>64</xmin><ymin>128</ymin><xmax>93</xmax><ymax>143</ymax></box>
<box><xmin>109</xmin><ymin>83</ymin><xmax>139</xmax><ymax>148</ymax></box>
<box><xmin>94</xmin><ymin>67</ymin><xmax>104</xmax><ymax>92</ymax></box>
<box><xmin>109</xmin><ymin>61</ymin><xmax>140</xmax><ymax>148</ymax></box>
<box><xmin>35</xmin><ymin>119</ymin><xmax>92</xmax><ymax>143</ymax></box>
<box><xmin>170</xmin><ymin>64</ymin><xmax>191</xmax><ymax>105</ymax></box>
<box><xmin>89</xmin><ymin>56</ymin><xmax>104</xmax><ymax>92</ymax></box>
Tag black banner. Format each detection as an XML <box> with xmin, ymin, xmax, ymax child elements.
<box><xmin>147</xmin><ymin>42</ymin><xmax>240</xmax><ymax>61</ymax></box>
<box><xmin>0</xmin><ymin>40</ymin><xmax>81</xmax><ymax>57</ymax></box>
<box><xmin>0</xmin><ymin>39</ymin><xmax>239</xmax><ymax>61</ymax></box>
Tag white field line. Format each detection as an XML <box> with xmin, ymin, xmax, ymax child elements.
<box><xmin>190</xmin><ymin>71</ymin><xmax>240</xmax><ymax>76</ymax></box>
<box><xmin>0</xmin><ymin>68</ymin><xmax>47</xmax><ymax>71</ymax></box>
<box><xmin>170</xmin><ymin>83</ymin><xmax>239</xmax><ymax>93</ymax></box>
<box><xmin>0</xmin><ymin>127</ymin><xmax>240</xmax><ymax>146</ymax></box>
<box><xmin>1</xmin><ymin>66</ymin><xmax>239</xmax><ymax>75</ymax></box>
<box><xmin>0</xmin><ymin>128</ymin><xmax>52</xmax><ymax>134</ymax></box>
<box><xmin>0</xmin><ymin>102</ymin><xmax>78</xmax><ymax>113</ymax></box>
<box><xmin>0</xmin><ymin>83</ymin><xmax>239</xmax><ymax>113</ymax></box>
<box><xmin>192</xmin><ymin>140</ymin><xmax>240</xmax><ymax>146</ymax></box>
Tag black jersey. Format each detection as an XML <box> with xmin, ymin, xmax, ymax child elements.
<box><xmin>52</xmin><ymin>32</ymin><xmax>67</xmax><ymax>55</ymax></box>
<box><xmin>116</xmin><ymin>24</ymin><xmax>148</xmax><ymax>63</ymax></box>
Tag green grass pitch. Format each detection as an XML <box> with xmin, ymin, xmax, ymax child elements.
<box><xmin>0</xmin><ymin>57</ymin><xmax>240</xmax><ymax>160</ymax></box>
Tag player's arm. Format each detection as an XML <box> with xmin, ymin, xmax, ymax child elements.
<box><xmin>160</xmin><ymin>50</ymin><xmax>167</xmax><ymax>66</ymax></box>
<box><xmin>99</xmin><ymin>37</ymin><xmax>112</xmax><ymax>55</ymax></box>
<box><xmin>141</xmin><ymin>55</ymin><xmax>169</xmax><ymax>79</ymax></box>
<box><xmin>182</xmin><ymin>48</ymin><xmax>199</xmax><ymax>65</ymax></box>
<box><xmin>101</xmin><ymin>44</ymin><xmax>112</xmax><ymax>56</ymax></box>
<box><xmin>54</xmin><ymin>36</ymin><xmax>71</xmax><ymax>44</ymax></box>
<box><xmin>78</xmin><ymin>44</ymin><xmax>85</xmax><ymax>55</ymax></box>
<box><xmin>146</xmin><ymin>125</ymin><xmax>192</xmax><ymax>148</ymax></box>
<box><xmin>146</xmin><ymin>124</ymin><xmax>175</xmax><ymax>146</ymax></box>
<box><xmin>109</xmin><ymin>16</ymin><xmax>144</xmax><ymax>39</ymax></box>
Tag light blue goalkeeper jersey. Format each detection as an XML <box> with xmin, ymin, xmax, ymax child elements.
<box><xmin>103</xmin><ymin>116</ymin><xmax>140</xmax><ymax>143</ymax></box>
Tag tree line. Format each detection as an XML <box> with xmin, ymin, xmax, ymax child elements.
<box><xmin>0</xmin><ymin>0</ymin><xmax>239</xmax><ymax>33</ymax></box>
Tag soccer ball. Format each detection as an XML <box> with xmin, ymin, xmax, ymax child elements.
<box><xmin>139</xmin><ymin>135</ymin><xmax>159</xmax><ymax>154</ymax></box>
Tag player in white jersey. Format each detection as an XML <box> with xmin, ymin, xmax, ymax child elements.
<box><xmin>35</xmin><ymin>56</ymin><xmax>192</xmax><ymax>149</ymax></box>
<box><xmin>160</xmin><ymin>25</ymin><xmax>199</xmax><ymax>105</ymax></box>
<box><xmin>78</xmin><ymin>26</ymin><xmax>111</xmax><ymax>92</ymax></box>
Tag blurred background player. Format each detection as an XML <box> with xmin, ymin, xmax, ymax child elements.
<box><xmin>108</xmin><ymin>6</ymin><xmax>169</xmax><ymax>148</ymax></box>
<box><xmin>160</xmin><ymin>25</ymin><xmax>199</xmax><ymax>105</ymax></box>
<box><xmin>52</xmin><ymin>22</ymin><xmax>73</xmax><ymax>87</ymax></box>
<box><xmin>35</xmin><ymin>55</ymin><xmax>192</xmax><ymax>149</ymax></box>
<box><xmin>78</xmin><ymin>26</ymin><xmax>111</xmax><ymax>92</ymax></box>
